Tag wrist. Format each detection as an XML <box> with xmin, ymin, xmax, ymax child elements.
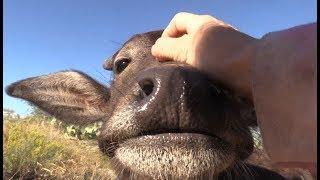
<box><xmin>200</xmin><ymin>41</ymin><xmax>256</xmax><ymax>100</ymax></box>
<box><xmin>192</xmin><ymin>24</ymin><xmax>258</xmax><ymax>100</ymax></box>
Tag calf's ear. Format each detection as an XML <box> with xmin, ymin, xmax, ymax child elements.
<box><xmin>6</xmin><ymin>70</ymin><xmax>111</xmax><ymax>125</ymax></box>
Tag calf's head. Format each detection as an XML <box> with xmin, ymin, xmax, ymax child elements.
<box><xmin>7</xmin><ymin>30</ymin><xmax>259</xmax><ymax>179</ymax></box>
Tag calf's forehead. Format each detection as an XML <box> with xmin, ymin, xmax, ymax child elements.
<box><xmin>115</xmin><ymin>35</ymin><xmax>155</xmax><ymax>59</ymax></box>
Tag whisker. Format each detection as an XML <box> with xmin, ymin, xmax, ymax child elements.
<box><xmin>109</xmin><ymin>40</ymin><xmax>124</xmax><ymax>46</ymax></box>
<box><xmin>94</xmin><ymin>69</ymin><xmax>110</xmax><ymax>85</ymax></box>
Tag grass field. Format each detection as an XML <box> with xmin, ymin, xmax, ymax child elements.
<box><xmin>3</xmin><ymin>115</ymin><xmax>116</xmax><ymax>179</ymax></box>
<box><xmin>3</xmin><ymin>113</ymin><xmax>310</xmax><ymax>179</ymax></box>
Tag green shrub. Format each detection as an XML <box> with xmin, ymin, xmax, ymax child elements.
<box><xmin>63</xmin><ymin>122</ymin><xmax>102</xmax><ymax>140</ymax></box>
<box><xmin>26</xmin><ymin>104</ymin><xmax>103</xmax><ymax>140</ymax></box>
<box><xmin>3</xmin><ymin>118</ymin><xmax>115</xmax><ymax>179</ymax></box>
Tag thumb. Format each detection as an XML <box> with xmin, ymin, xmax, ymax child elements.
<box><xmin>151</xmin><ymin>36</ymin><xmax>189</xmax><ymax>62</ymax></box>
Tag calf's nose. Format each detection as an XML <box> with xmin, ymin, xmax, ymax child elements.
<box><xmin>135</xmin><ymin>64</ymin><xmax>188</xmax><ymax>105</ymax></box>
<box><xmin>132</xmin><ymin>63</ymin><xmax>226</xmax><ymax>133</ymax></box>
<box><xmin>137</xmin><ymin>77</ymin><xmax>156</xmax><ymax>98</ymax></box>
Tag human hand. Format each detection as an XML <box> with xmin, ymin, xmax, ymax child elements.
<box><xmin>152</xmin><ymin>12</ymin><xmax>258</xmax><ymax>99</ymax></box>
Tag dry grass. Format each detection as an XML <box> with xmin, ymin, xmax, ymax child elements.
<box><xmin>3</xmin><ymin>116</ymin><xmax>312</xmax><ymax>179</ymax></box>
<box><xmin>3</xmin><ymin>117</ymin><xmax>116</xmax><ymax>179</ymax></box>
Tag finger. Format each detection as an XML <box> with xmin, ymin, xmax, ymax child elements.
<box><xmin>151</xmin><ymin>36</ymin><xmax>189</xmax><ymax>62</ymax></box>
<box><xmin>162</xmin><ymin>12</ymin><xmax>202</xmax><ymax>38</ymax></box>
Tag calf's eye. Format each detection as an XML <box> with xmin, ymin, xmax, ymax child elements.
<box><xmin>115</xmin><ymin>58</ymin><xmax>130</xmax><ymax>74</ymax></box>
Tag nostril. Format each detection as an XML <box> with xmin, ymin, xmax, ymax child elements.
<box><xmin>138</xmin><ymin>79</ymin><xmax>154</xmax><ymax>97</ymax></box>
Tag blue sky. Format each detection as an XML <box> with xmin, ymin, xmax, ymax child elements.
<box><xmin>3</xmin><ymin>0</ymin><xmax>317</xmax><ymax>115</ymax></box>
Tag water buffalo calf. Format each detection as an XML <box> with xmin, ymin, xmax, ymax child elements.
<box><xmin>6</xmin><ymin>30</ymin><xmax>286</xmax><ymax>179</ymax></box>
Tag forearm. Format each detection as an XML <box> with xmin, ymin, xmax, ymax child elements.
<box><xmin>252</xmin><ymin>23</ymin><xmax>317</xmax><ymax>170</ymax></box>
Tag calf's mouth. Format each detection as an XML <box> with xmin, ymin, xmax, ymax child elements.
<box><xmin>101</xmin><ymin>126</ymin><xmax>239</xmax><ymax>179</ymax></box>
<box><xmin>114</xmin><ymin>133</ymin><xmax>235</xmax><ymax>179</ymax></box>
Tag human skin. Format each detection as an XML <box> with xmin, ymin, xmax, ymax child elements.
<box><xmin>252</xmin><ymin>23</ymin><xmax>316</xmax><ymax>177</ymax></box>
<box><xmin>152</xmin><ymin>12</ymin><xmax>317</xmax><ymax>175</ymax></box>
<box><xmin>151</xmin><ymin>12</ymin><xmax>257</xmax><ymax>99</ymax></box>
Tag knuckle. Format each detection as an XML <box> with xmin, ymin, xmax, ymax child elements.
<box><xmin>201</xmin><ymin>15</ymin><xmax>214</xmax><ymax>22</ymax></box>
<box><xmin>174</xmin><ymin>12</ymin><xmax>190</xmax><ymax>20</ymax></box>
<box><xmin>176</xmin><ymin>12</ymin><xmax>188</xmax><ymax>17</ymax></box>
<box><xmin>154</xmin><ymin>37</ymin><xmax>161</xmax><ymax>44</ymax></box>
<box><xmin>154</xmin><ymin>37</ymin><xmax>164</xmax><ymax>45</ymax></box>
<box><xmin>151</xmin><ymin>44</ymin><xmax>158</xmax><ymax>54</ymax></box>
<box><xmin>173</xmin><ymin>13</ymin><xmax>182</xmax><ymax>20</ymax></box>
